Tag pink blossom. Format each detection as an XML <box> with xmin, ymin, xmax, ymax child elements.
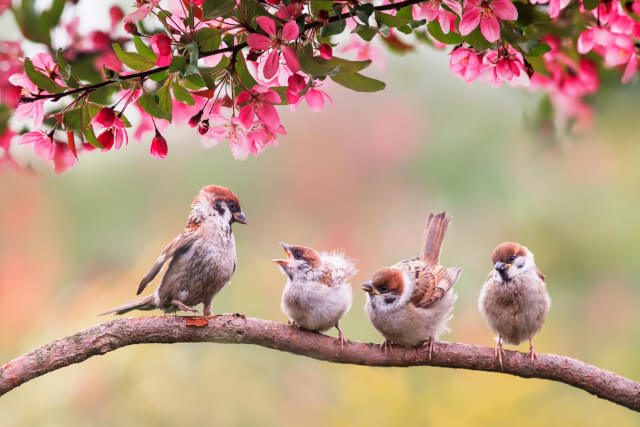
<box><xmin>0</xmin><ymin>42</ymin><xmax>23</xmax><ymax>108</ymax></box>
<box><xmin>151</xmin><ymin>34</ymin><xmax>173</xmax><ymax>67</ymax></box>
<box><xmin>342</xmin><ymin>38</ymin><xmax>385</xmax><ymax>70</ymax></box>
<box><xmin>110</xmin><ymin>6</ymin><xmax>125</xmax><ymax>29</ymax></box>
<box><xmin>247</xmin><ymin>17</ymin><xmax>300</xmax><ymax>79</ymax></box>
<box><xmin>53</xmin><ymin>143</ymin><xmax>77</xmax><ymax>174</ymax></box>
<box><xmin>459</xmin><ymin>0</ymin><xmax>518</xmax><ymax>43</ymax></box>
<box><xmin>236</xmin><ymin>85</ymin><xmax>282</xmax><ymax>131</ymax></box>
<box><xmin>150</xmin><ymin>131</ymin><xmax>168</xmax><ymax>159</ymax></box>
<box><xmin>530</xmin><ymin>0</ymin><xmax>569</xmax><ymax>18</ymax></box>
<box><xmin>286</xmin><ymin>74</ymin><xmax>332</xmax><ymax>112</ymax></box>
<box><xmin>124</xmin><ymin>0</ymin><xmax>161</xmax><ymax>23</ymax></box>
<box><xmin>319</xmin><ymin>44</ymin><xmax>333</xmax><ymax>60</ymax></box>
<box><xmin>19</xmin><ymin>131</ymin><xmax>55</xmax><ymax>160</ymax></box>
<box><xmin>414</xmin><ymin>0</ymin><xmax>462</xmax><ymax>33</ymax></box>
<box><xmin>449</xmin><ymin>47</ymin><xmax>484</xmax><ymax>82</ymax></box>
<box><xmin>0</xmin><ymin>129</ymin><xmax>14</xmax><ymax>152</ymax></box>
<box><xmin>483</xmin><ymin>45</ymin><xmax>526</xmax><ymax>86</ymax></box>
<box><xmin>577</xmin><ymin>27</ymin><xmax>612</xmax><ymax>55</ymax></box>
<box><xmin>92</xmin><ymin>108</ymin><xmax>128</xmax><ymax>151</ymax></box>
<box><xmin>0</xmin><ymin>0</ymin><xmax>11</xmax><ymax>16</ymax></box>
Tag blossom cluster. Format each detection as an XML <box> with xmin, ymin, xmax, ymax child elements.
<box><xmin>1</xmin><ymin>0</ymin><xmax>639</xmax><ymax>173</ymax></box>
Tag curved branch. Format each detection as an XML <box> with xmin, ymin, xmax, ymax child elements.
<box><xmin>1</xmin><ymin>315</ymin><xmax>639</xmax><ymax>412</ymax></box>
<box><xmin>20</xmin><ymin>0</ymin><xmax>425</xmax><ymax>103</ymax></box>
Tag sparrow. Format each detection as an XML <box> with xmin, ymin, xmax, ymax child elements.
<box><xmin>273</xmin><ymin>243</ymin><xmax>357</xmax><ymax>348</ymax></box>
<box><xmin>478</xmin><ymin>242</ymin><xmax>551</xmax><ymax>367</ymax></box>
<box><xmin>101</xmin><ymin>185</ymin><xmax>247</xmax><ymax>317</ymax></box>
<box><xmin>362</xmin><ymin>212</ymin><xmax>463</xmax><ymax>357</ymax></box>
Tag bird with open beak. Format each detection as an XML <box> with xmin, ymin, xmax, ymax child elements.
<box><xmin>362</xmin><ymin>212</ymin><xmax>463</xmax><ymax>357</ymax></box>
<box><xmin>479</xmin><ymin>242</ymin><xmax>551</xmax><ymax>368</ymax></box>
<box><xmin>273</xmin><ymin>242</ymin><xmax>357</xmax><ymax>348</ymax></box>
<box><xmin>101</xmin><ymin>185</ymin><xmax>248</xmax><ymax>316</ymax></box>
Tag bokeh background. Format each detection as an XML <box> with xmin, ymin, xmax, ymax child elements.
<box><xmin>2</xmin><ymin>2</ymin><xmax>640</xmax><ymax>426</ymax></box>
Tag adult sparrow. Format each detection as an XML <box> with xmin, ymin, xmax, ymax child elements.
<box><xmin>479</xmin><ymin>242</ymin><xmax>551</xmax><ymax>368</ymax></box>
<box><xmin>362</xmin><ymin>212</ymin><xmax>463</xmax><ymax>357</ymax></box>
<box><xmin>273</xmin><ymin>243</ymin><xmax>357</xmax><ymax>348</ymax></box>
<box><xmin>101</xmin><ymin>185</ymin><xmax>247</xmax><ymax>316</ymax></box>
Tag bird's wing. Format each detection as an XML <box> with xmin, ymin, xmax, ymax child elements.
<box><xmin>536</xmin><ymin>267</ymin><xmax>546</xmax><ymax>282</ymax></box>
<box><xmin>409</xmin><ymin>264</ymin><xmax>463</xmax><ymax>309</ymax></box>
<box><xmin>136</xmin><ymin>231</ymin><xmax>198</xmax><ymax>295</ymax></box>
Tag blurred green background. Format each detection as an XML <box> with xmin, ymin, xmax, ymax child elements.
<box><xmin>2</xmin><ymin>6</ymin><xmax>640</xmax><ymax>425</ymax></box>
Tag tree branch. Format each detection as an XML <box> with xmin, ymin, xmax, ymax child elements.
<box><xmin>20</xmin><ymin>0</ymin><xmax>425</xmax><ymax>103</ymax></box>
<box><xmin>1</xmin><ymin>315</ymin><xmax>639</xmax><ymax>412</ymax></box>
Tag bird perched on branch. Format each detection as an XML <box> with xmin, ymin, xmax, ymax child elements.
<box><xmin>362</xmin><ymin>212</ymin><xmax>463</xmax><ymax>357</ymax></box>
<box><xmin>101</xmin><ymin>185</ymin><xmax>247</xmax><ymax>317</ymax></box>
<box><xmin>273</xmin><ymin>243</ymin><xmax>357</xmax><ymax>348</ymax></box>
<box><xmin>479</xmin><ymin>242</ymin><xmax>551</xmax><ymax>368</ymax></box>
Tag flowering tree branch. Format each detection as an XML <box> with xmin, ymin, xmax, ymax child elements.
<box><xmin>1</xmin><ymin>0</ymin><xmax>640</xmax><ymax>170</ymax></box>
<box><xmin>1</xmin><ymin>315</ymin><xmax>639</xmax><ymax>412</ymax></box>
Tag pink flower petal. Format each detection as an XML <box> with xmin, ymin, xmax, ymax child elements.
<box><xmin>281</xmin><ymin>21</ymin><xmax>299</xmax><ymax>41</ymax></box>
<box><xmin>255</xmin><ymin>103</ymin><xmax>281</xmax><ymax>130</ymax></box>
<box><xmin>305</xmin><ymin>88</ymin><xmax>325</xmax><ymax>112</ymax></box>
<box><xmin>263</xmin><ymin>49</ymin><xmax>280</xmax><ymax>80</ymax></box>
<box><xmin>238</xmin><ymin>104</ymin><xmax>255</xmax><ymax>129</ymax></box>
<box><xmin>491</xmin><ymin>0</ymin><xmax>517</xmax><ymax>20</ymax></box>
<box><xmin>459</xmin><ymin>7</ymin><xmax>481</xmax><ymax>36</ymax></box>
<box><xmin>256</xmin><ymin>16</ymin><xmax>277</xmax><ymax>37</ymax></box>
<box><xmin>622</xmin><ymin>53</ymin><xmax>638</xmax><ymax>83</ymax></box>
<box><xmin>247</xmin><ymin>33</ymin><xmax>272</xmax><ymax>50</ymax></box>
<box><xmin>480</xmin><ymin>15</ymin><xmax>500</xmax><ymax>42</ymax></box>
<box><xmin>281</xmin><ymin>45</ymin><xmax>300</xmax><ymax>73</ymax></box>
<box><xmin>53</xmin><ymin>143</ymin><xmax>77</xmax><ymax>174</ymax></box>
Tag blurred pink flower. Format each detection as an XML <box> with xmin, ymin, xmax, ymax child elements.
<box><xmin>247</xmin><ymin>17</ymin><xmax>300</xmax><ymax>79</ymax></box>
<box><xmin>19</xmin><ymin>131</ymin><xmax>54</xmax><ymax>160</ymax></box>
<box><xmin>483</xmin><ymin>45</ymin><xmax>526</xmax><ymax>86</ymax></box>
<box><xmin>92</xmin><ymin>108</ymin><xmax>128</xmax><ymax>151</ymax></box>
<box><xmin>53</xmin><ymin>142</ymin><xmax>77</xmax><ymax>174</ymax></box>
<box><xmin>151</xmin><ymin>34</ymin><xmax>172</xmax><ymax>67</ymax></box>
<box><xmin>286</xmin><ymin>74</ymin><xmax>332</xmax><ymax>112</ymax></box>
<box><xmin>414</xmin><ymin>0</ymin><xmax>462</xmax><ymax>33</ymax></box>
<box><xmin>449</xmin><ymin>46</ymin><xmax>483</xmax><ymax>82</ymax></box>
<box><xmin>530</xmin><ymin>0</ymin><xmax>569</xmax><ymax>18</ymax></box>
<box><xmin>124</xmin><ymin>0</ymin><xmax>161</xmax><ymax>23</ymax></box>
<box><xmin>459</xmin><ymin>0</ymin><xmax>517</xmax><ymax>42</ymax></box>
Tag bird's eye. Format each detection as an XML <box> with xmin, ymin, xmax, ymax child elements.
<box><xmin>378</xmin><ymin>285</ymin><xmax>388</xmax><ymax>293</ymax></box>
<box><xmin>507</xmin><ymin>255</ymin><xmax>516</xmax><ymax>263</ymax></box>
<box><xmin>293</xmin><ymin>249</ymin><xmax>303</xmax><ymax>259</ymax></box>
<box><xmin>227</xmin><ymin>201</ymin><xmax>238</xmax><ymax>212</ymax></box>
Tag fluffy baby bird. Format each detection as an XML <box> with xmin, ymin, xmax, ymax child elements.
<box><xmin>362</xmin><ymin>212</ymin><xmax>463</xmax><ymax>357</ymax></box>
<box><xmin>479</xmin><ymin>242</ymin><xmax>551</xmax><ymax>367</ymax></box>
<box><xmin>273</xmin><ymin>243</ymin><xmax>357</xmax><ymax>348</ymax></box>
<box><xmin>102</xmin><ymin>185</ymin><xmax>247</xmax><ymax>316</ymax></box>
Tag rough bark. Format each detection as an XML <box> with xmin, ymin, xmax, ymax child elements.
<box><xmin>1</xmin><ymin>315</ymin><xmax>638</xmax><ymax>411</ymax></box>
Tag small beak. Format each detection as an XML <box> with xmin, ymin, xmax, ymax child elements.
<box><xmin>361</xmin><ymin>281</ymin><xmax>374</xmax><ymax>294</ymax></box>
<box><xmin>272</xmin><ymin>259</ymin><xmax>288</xmax><ymax>267</ymax></box>
<box><xmin>494</xmin><ymin>262</ymin><xmax>510</xmax><ymax>281</ymax></box>
<box><xmin>279</xmin><ymin>242</ymin><xmax>291</xmax><ymax>256</ymax></box>
<box><xmin>233</xmin><ymin>211</ymin><xmax>248</xmax><ymax>225</ymax></box>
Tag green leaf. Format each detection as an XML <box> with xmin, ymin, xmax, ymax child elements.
<box><xmin>525</xmin><ymin>42</ymin><xmax>551</xmax><ymax>57</ymax></box>
<box><xmin>374</xmin><ymin>10</ymin><xmax>424</xmax><ymax>34</ymax></box>
<box><xmin>355</xmin><ymin>25</ymin><xmax>378</xmax><ymax>42</ymax></box>
<box><xmin>112</xmin><ymin>43</ymin><xmax>156</xmax><ymax>71</ymax></box>
<box><xmin>138</xmin><ymin>93</ymin><xmax>172</xmax><ymax>121</ymax></box>
<box><xmin>320</xmin><ymin>19</ymin><xmax>347</xmax><ymax>37</ymax></box>
<box><xmin>55</xmin><ymin>49</ymin><xmax>72</xmax><ymax>80</ymax></box>
<box><xmin>158</xmin><ymin>80</ymin><xmax>173</xmax><ymax>121</ymax></box>
<box><xmin>310</xmin><ymin>1</ymin><xmax>333</xmax><ymax>16</ymax></box>
<box><xmin>583</xmin><ymin>0</ymin><xmax>599</xmax><ymax>10</ymax></box>
<box><xmin>24</xmin><ymin>58</ymin><xmax>64</xmax><ymax>93</ymax></box>
<box><xmin>462</xmin><ymin>27</ymin><xmax>492</xmax><ymax>50</ymax></box>
<box><xmin>330</xmin><ymin>72</ymin><xmax>386</xmax><ymax>92</ymax></box>
<box><xmin>134</xmin><ymin>36</ymin><xmax>157</xmax><ymax>61</ymax></box>
<box><xmin>43</xmin><ymin>0</ymin><xmax>66</xmax><ymax>28</ymax></box>
<box><xmin>169</xmin><ymin>56</ymin><xmax>187</xmax><ymax>74</ymax></box>
<box><xmin>234</xmin><ymin>53</ymin><xmax>257</xmax><ymax>89</ymax></box>
<box><xmin>202</xmin><ymin>0</ymin><xmax>237</xmax><ymax>19</ymax></box>
<box><xmin>173</xmin><ymin>81</ymin><xmax>196</xmax><ymax>105</ymax></box>
<box><xmin>63</xmin><ymin>108</ymin><xmax>87</xmax><ymax>131</ymax></box>
<box><xmin>355</xmin><ymin>3</ymin><xmax>375</xmax><ymax>24</ymax></box>
<box><xmin>427</xmin><ymin>21</ymin><xmax>462</xmax><ymax>44</ymax></box>
<box><xmin>195</xmin><ymin>28</ymin><xmax>222</xmax><ymax>52</ymax></box>
<box><xmin>299</xmin><ymin>45</ymin><xmax>372</xmax><ymax>76</ymax></box>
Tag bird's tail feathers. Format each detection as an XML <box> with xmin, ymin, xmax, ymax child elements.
<box><xmin>99</xmin><ymin>295</ymin><xmax>156</xmax><ymax>316</ymax></box>
<box><xmin>421</xmin><ymin>211</ymin><xmax>451</xmax><ymax>265</ymax></box>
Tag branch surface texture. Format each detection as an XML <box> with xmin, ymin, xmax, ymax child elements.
<box><xmin>1</xmin><ymin>315</ymin><xmax>639</xmax><ymax>412</ymax></box>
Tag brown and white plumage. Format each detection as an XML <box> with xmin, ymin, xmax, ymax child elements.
<box><xmin>479</xmin><ymin>242</ymin><xmax>551</xmax><ymax>366</ymax></box>
<box><xmin>274</xmin><ymin>243</ymin><xmax>357</xmax><ymax>347</ymax></box>
<box><xmin>101</xmin><ymin>185</ymin><xmax>247</xmax><ymax>317</ymax></box>
<box><xmin>362</xmin><ymin>212</ymin><xmax>463</xmax><ymax>353</ymax></box>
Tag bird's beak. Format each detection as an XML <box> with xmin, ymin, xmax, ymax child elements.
<box><xmin>361</xmin><ymin>281</ymin><xmax>374</xmax><ymax>294</ymax></box>
<box><xmin>233</xmin><ymin>211</ymin><xmax>248</xmax><ymax>225</ymax></box>
<box><xmin>273</xmin><ymin>257</ymin><xmax>292</xmax><ymax>279</ymax></box>
<box><xmin>279</xmin><ymin>242</ymin><xmax>291</xmax><ymax>256</ymax></box>
<box><xmin>494</xmin><ymin>262</ymin><xmax>510</xmax><ymax>281</ymax></box>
